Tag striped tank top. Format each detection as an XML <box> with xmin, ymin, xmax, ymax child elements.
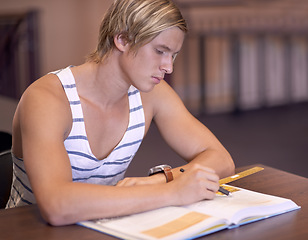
<box><xmin>6</xmin><ymin>66</ymin><xmax>145</xmax><ymax>208</ymax></box>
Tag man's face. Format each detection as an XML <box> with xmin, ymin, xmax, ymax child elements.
<box><xmin>120</xmin><ymin>27</ymin><xmax>185</xmax><ymax>92</ymax></box>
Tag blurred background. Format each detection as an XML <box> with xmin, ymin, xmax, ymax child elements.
<box><xmin>0</xmin><ymin>0</ymin><xmax>307</xmax><ymax>178</ymax></box>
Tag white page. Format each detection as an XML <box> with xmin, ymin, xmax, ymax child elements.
<box><xmin>185</xmin><ymin>185</ymin><xmax>299</xmax><ymax>225</ymax></box>
<box><xmin>81</xmin><ymin>206</ymin><xmax>227</xmax><ymax>240</ymax></box>
<box><xmin>79</xmin><ymin>186</ymin><xmax>299</xmax><ymax>239</ymax></box>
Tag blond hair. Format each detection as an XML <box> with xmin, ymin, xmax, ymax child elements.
<box><xmin>87</xmin><ymin>0</ymin><xmax>187</xmax><ymax>63</ymax></box>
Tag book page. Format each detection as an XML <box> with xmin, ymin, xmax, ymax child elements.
<box><xmin>78</xmin><ymin>185</ymin><xmax>299</xmax><ymax>239</ymax></box>
<box><xmin>186</xmin><ymin>185</ymin><xmax>300</xmax><ymax>225</ymax></box>
<box><xmin>80</xmin><ymin>206</ymin><xmax>228</xmax><ymax>240</ymax></box>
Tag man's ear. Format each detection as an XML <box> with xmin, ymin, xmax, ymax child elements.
<box><xmin>114</xmin><ymin>34</ymin><xmax>129</xmax><ymax>52</ymax></box>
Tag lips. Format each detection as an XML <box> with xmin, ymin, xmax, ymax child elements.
<box><xmin>152</xmin><ymin>76</ymin><xmax>164</xmax><ymax>84</ymax></box>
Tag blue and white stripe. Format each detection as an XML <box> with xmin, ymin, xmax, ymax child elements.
<box><xmin>6</xmin><ymin>153</ymin><xmax>36</xmax><ymax>208</ymax></box>
<box><xmin>59</xmin><ymin>67</ymin><xmax>145</xmax><ymax>185</ymax></box>
<box><xmin>6</xmin><ymin>66</ymin><xmax>145</xmax><ymax>208</ymax></box>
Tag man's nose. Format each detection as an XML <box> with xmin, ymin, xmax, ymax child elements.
<box><xmin>160</xmin><ymin>56</ymin><xmax>173</xmax><ymax>74</ymax></box>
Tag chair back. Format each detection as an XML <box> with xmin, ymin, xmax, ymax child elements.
<box><xmin>0</xmin><ymin>150</ymin><xmax>13</xmax><ymax>208</ymax></box>
<box><xmin>0</xmin><ymin>131</ymin><xmax>12</xmax><ymax>153</ymax></box>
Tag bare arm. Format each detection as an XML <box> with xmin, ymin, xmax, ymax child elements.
<box><xmin>14</xmin><ymin>76</ymin><xmax>220</xmax><ymax>226</ymax></box>
<box><xmin>145</xmin><ymin>80</ymin><xmax>235</xmax><ymax>180</ymax></box>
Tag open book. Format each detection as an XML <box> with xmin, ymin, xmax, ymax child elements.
<box><xmin>78</xmin><ymin>185</ymin><xmax>300</xmax><ymax>240</ymax></box>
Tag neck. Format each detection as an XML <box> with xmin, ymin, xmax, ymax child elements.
<box><xmin>72</xmin><ymin>60</ymin><xmax>130</xmax><ymax>109</ymax></box>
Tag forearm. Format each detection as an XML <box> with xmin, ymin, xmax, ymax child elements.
<box><xmin>39</xmin><ymin>167</ymin><xmax>220</xmax><ymax>226</ymax></box>
<box><xmin>120</xmin><ymin>148</ymin><xmax>234</xmax><ymax>189</ymax></box>
<box><xmin>119</xmin><ymin>148</ymin><xmax>235</xmax><ymax>187</ymax></box>
<box><xmin>39</xmin><ymin>181</ymin><xmax>174</xmax><ymax>226</ymax></box>
<box><xmin>179</xmin><ymin>147</ymin><xmax>235</xmax><ymax>179</ymax></box>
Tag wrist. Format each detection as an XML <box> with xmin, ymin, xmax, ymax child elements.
<box><xmin>148</xmin><ymin>172</ymin><xmax>166</xmax><ymax>184</ymax></box>
<box><xmin>148</xmin><ymin>164</ymin><xmax>173</xmax><ymax>183</ymax></box>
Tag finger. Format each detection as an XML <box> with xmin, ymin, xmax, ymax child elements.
<box><xmin>205</xmin><ymin>171</ymin><xmax>219</xmax><ymax>183</ymax></box>
<box><xmin>201</xmin><ymin>181</ymin><xmax>219</xmax><ymax>200</ymax></box>
<box><xmin>192</xmin><ymin>168</ymin><xmax>219</xmax><ymax>183</ymax></box>
<box><xmin>205</xmin><ymin>180</ymin><xmax>220</xmax><ymax>193</ymax></box>
<box><xmin>203</xmin><ymin>189</ymin><xmax>217</xmax><ymax>200</ymax></box>
<box><xmin>184</xmin><ymin>164</ymin><xmax>219</xmax><ymax>182</ymax></box>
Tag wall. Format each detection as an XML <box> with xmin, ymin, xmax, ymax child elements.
<box><xmin>2</xmin><ymin>0</ymin><xmax>308</xmax><ymax>129</ymax></box>
<box><xmin>0</xmin><ymin>0</ymin><xmax>113</xmax><ymax>133</ymax></box>
<box><xmin>0</xmin><ymin>0</ymin><xmax>113</xmax><ymax>74</ymax></box>
<box><xmin>0</xmin><ymin>96</ymin><xmax>17</xmax><ymax>133</ymax></box>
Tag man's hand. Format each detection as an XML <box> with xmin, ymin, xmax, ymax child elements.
<box><xmin>169</xmin><ymin>163</ymin><xmax>220</xmax><ymax>205</ymax></box>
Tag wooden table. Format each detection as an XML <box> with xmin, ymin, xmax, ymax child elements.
<box><xmin>1</xmin><ymin>164</ymin><xmax>307</xmax><ymax>240</ymax></box>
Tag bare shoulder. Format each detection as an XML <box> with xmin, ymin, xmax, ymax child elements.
<box><xmin>142</xmin><ymin>80</ymin><xmax>179</xmax><ymax>100</ymax></box>
<box><xmin>141</xmin><ymin>80</ymin><xmax>186</xmax><ymax>119</ymax></box>
<box><xmin>15</xmin><ymin>73</ymin><xmax>72</xmax><ymax>141</ymax></box>
<box><xmin>141</xmin><ymin>80</ymin><xmax>190</xmax><ymax>127</ymax></box>
<box><xmin>21</xmin><ymin>73</ymin><xmax>66</xmax><ymax>102</ymax></box>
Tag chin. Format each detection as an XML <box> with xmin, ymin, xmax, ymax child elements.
<box><xmin>141</xmin><ymin>87</ymin><xmax>155</xmax><ymax>93</ymax></box>
<box><xmin>137</xmin><ymin>84</ymin><xmax>156</xmax><ymax>93</ymax></box>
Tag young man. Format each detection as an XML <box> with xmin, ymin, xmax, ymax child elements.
<box><xmin>7</xmin><ymin>0</ymin><xmax>234</xmax><ymax>226</ymax></box>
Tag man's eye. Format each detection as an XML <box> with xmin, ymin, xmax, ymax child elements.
<box><xmin>156</xmin><ymin>49</ymin><xmax>164</xmax><ymax>55</ymax></box>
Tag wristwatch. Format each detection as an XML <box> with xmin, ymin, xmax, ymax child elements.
<box><xmin>148</xmin><ymin>164</ymin><xmax>173</xmax><ymax>182</ymax></box>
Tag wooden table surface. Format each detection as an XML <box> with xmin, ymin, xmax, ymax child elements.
<box><xmin>1</xmin><ymin>164</ymin><xmax>307</xmax><ymax>240</ymax></box>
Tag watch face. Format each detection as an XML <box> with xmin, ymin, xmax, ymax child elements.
<box><xmin>148</xmin><ymin>165</ymin><xmax>172</xmax><ymax>176</ymax></box>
